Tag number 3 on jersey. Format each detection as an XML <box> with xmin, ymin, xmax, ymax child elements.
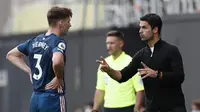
<box><xmin>33</xmin><ymin>54</ymin><xmax>42</xmax><ymax>80</ymax></box>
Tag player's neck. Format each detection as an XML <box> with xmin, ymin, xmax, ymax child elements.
<box><xmin>46</xmin><ymin>28</ymin><xmax>61</xmax><ymax>37</ymax></box>
<box><xmin>147</xmin><ymin>35</ymin><xmax>160</xmax><ymax>47</ymax></box>
<box><xmin>112</xmin><ymin>50</ymin><xmax>123</xmax><ymax>60</ymax></box>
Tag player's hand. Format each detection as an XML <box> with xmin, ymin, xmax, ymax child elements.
<box><xmin>96</xmin><ymin>56</ymin><xmax>111</xmax><ymax>73</ymax></box>
<box><xmin>45</xmin><ymin>77</ymin><xmax>63</xmax><ymax>91</ymax></box>
<box><xmin>137</xmin><ymin>62</ymin><xmax>158</xmax><ymax>79</ymax></box>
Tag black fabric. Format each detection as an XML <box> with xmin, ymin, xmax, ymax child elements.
<box><xmin>104</xmin><ymin>105</ymin><xmax>134</xmax><ymax>112</ymax></box>
<box><xmin>119</xmin><ymin>39</ymin><xmax>185</xmax><ymax>110</ymax></box>
<box><xmin>145</xmin><ymin>106</ymin><xmax>187</xmax><ymax>112</ymax></box>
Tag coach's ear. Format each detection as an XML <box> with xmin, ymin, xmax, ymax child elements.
<box><xmin>153</xmin><ymin>27</ymin><xmax>158</xmax><ymax>34</ymax></box>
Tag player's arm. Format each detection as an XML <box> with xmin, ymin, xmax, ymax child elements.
<box><xmin>45</xmin><ymin>52</ymin><xmax>64</xmax><ymax>90</ymax></box>
<box><xmin>46</xmin><ymin>42</ymin><xmax>66</xmax><ymax>90</ymax></box>
<box><xmin>160</xmin><ymin>46</ymin><xmax>184</xmax><ymax>85</ymax></box>
<box><xmin>6</xmin><ymin>47</ymin><xmax>31</xmax><ymax>74</ymax></box>
<box><xmin>52</xmin><ymin>52</ymin><xmax>64</xmax><ymax>79</ymax></box>
<box><xmin>52</xmin><ymin>41</ymin><xmax>66</xmax><ymax>80</ymax></box>
<box><xmin>92</xmin><ymin>89</ymin><xmax>105</xmax><ymax>111</ymax></box>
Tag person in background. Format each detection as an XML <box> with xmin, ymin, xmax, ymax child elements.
<box><xmin>93</xmin><ymin>30</ymin><xmax>144</xmax><ymax>112</ymax></box>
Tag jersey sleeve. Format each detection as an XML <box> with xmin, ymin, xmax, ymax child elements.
<box><xmin>17</xmin><ymin>39</ymin><xmax>31</xmax><ymax>56</ymax></box>
<box><xmin>96</xmin><ymin>66</ymin><xmax>105</xmax><ymax>91</ymax></box>
<box><xmin>132</xmin><ymin>72</ymin><xmax>144</xmax><ymax>92</ymax></box>
<box><xmin>52</xmin><ymin>40</ymin><xmax>67</xmax><ymax>55</ymax></box>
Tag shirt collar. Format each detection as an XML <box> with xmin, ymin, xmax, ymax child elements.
<box><xmin>147</xmin><ymin>38</ymin><xmax>162</xmax><ymax>48</ymax></box>
<box><xmin>111</xmin><ymin>51</ymin><xmax>125</xmax><ymax>62</ymax></box>
<box><xmin>154</xmin><ymin>38</ymin><xmax>162</xmax><ymax>47</ymax></box>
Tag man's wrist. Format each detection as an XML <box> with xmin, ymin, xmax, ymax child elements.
<box><xmin>159</xmin><ymin>71</ymin><xmax>163</xmax><ymax>79</ymax></box>
<box><xmin>107</xmin><ymin>66</ymin><xmax>113</xmax><ymax>73</ymax></box>
<box><xmin>156</xmin><ymin>71</ymin><xmax>162</xmax><ymax>79</ymax></box>
<box><xmin>156</xmin><ymin>71</ymin><xmax>160</xmax><ymax>78</ymax></box>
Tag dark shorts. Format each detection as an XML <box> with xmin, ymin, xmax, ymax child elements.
<box><xmin>104</xmin><ymin>105</ymin><xmax>134</xmax><ymax>112</ymax></box>
<box><xmin>30</xmin><ymin>92</ymin><xmax>66</xmax><ymax>112</ymax></box>
<box><xmin>145</xmin><ymin>106</ymin><xmax>187</xmax><ymax>112</ymax></box>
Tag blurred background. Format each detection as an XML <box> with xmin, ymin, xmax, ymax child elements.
<box><xmin>0</xmin><ymin>0</ymin><xmax>200</xmax><ymax>112</ymax></box>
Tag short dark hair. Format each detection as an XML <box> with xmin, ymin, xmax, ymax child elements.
<box><xmin>192</xmin><ymin>99</ymin><xmax>200</xmax><ymax>109</ymax></box>
<box><xmin>140</xmin><ymin>13</ymin><xmax>162</xmax><ymax>35</ymax></box>
<box><xmin>106</xmin><ymin>30</ymin><xmax>124</xmax><ymax>41</ymax></box>
<box><xmin>47</xmin><ymin>6</ymin><xmax>72</xmax><ymax>26</ymax></box>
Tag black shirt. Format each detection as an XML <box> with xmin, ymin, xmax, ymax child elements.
<box><xmin>120</xmin><ymin>39</ymin><xmax>185</xmax><ymax>111</ymax></box>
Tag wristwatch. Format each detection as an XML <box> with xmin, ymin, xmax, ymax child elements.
<box><xmin>156</xmin><ymin>71</ymin><xmax>160</xmax><ymax>79</ymax></box>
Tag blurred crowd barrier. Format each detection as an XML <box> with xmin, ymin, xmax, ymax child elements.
<box><xmin>1</xmin><ymin>13</ymin><xmax>200</xmax><ymax>112</ymax></box>
<box><xmin>0</xmin><ymin>0</ymin><xmax>200</xmax><ymax>35</ymax></box>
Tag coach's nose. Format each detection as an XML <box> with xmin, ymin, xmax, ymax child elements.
<box><xmin>139</xmin><ymin>28</ymin><xmax>143</xmax><ymax>34</ymax></box>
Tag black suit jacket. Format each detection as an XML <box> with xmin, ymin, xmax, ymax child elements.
<box><xmin>120</xmin><ymin>39</ymin><xmax>185</xmax><ymax>111</ymax></box>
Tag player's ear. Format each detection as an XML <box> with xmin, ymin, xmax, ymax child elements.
<box><xmin>58</xmin><ymin>20</ymin><xmax>63</xmax><ymax>28</ymax></box>
<box><xmin>60</xmin><ymin>20</ymin><xmax>64</xmax><ymax>24</ymax></box>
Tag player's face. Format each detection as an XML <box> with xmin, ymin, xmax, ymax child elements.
<box><xmin>106</xmin><ymin>36</ymin><xmax>123</xmax><ymax>55</ymax></box>
<box><xmin>60</xmin><ymin>17</ymin><xmax>71</xmax><ymax>36</ymax></box>
<box><xmin>139</xmin><ymin>21</ymin><xmax>154</xmax><ymax>41</ymax></box>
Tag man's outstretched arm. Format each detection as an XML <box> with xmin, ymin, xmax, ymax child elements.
<box><xmin>97</xmin><ymin>52</ymin><xmax>141</xmax><ymax>83</ymax></box>
<box><xmin>96</xmin><ymin>56</ymin><xmax>122</xmax><ymax>81</ymax></box>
